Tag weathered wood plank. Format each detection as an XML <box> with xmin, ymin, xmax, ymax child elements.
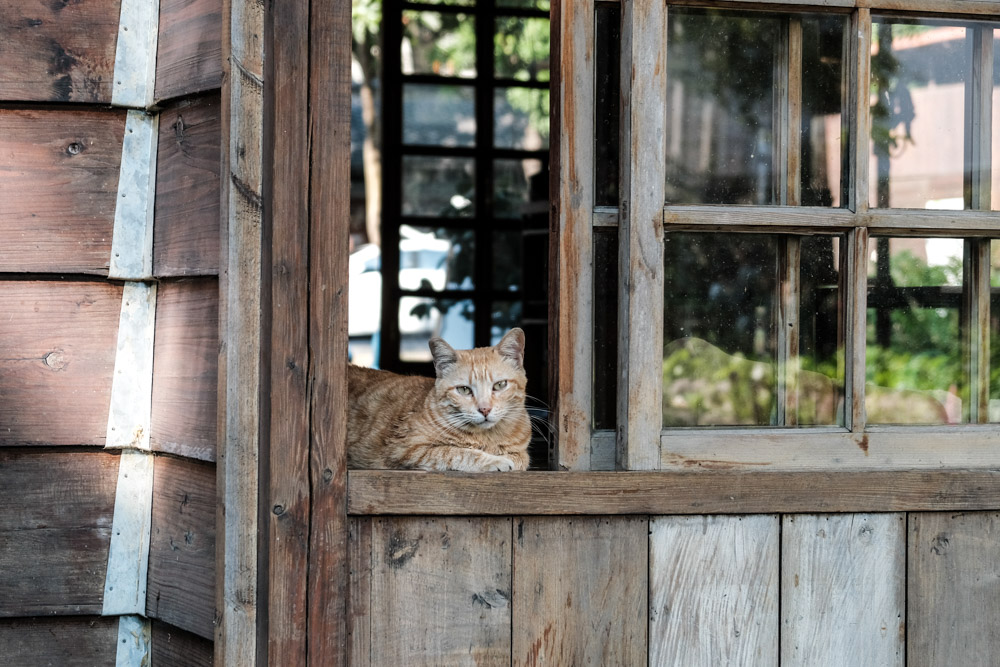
<box><xmin>370</xmin><ymin>517</ymin><xmax>512</xmax><ymax>666</ymax></box>
<box><xmin>347</xmin><ymin>517</ymin><xmax>372</xmax><ymax>667</ymax></box>
<box><xmin>908</xmin><ymin>511</ymin><xmax>1000</xmax><ymax>666</ymax></box>
<box><xmin>782</xmin><ymin>513</ymin><xmax>905</xmax><ymax>666</ymax></box>
<box><xmin>0</xmin><ymin>0</ymin><xmax>120</xmax><ymax>103</ymax></box>
<box><xmin>0</xmin><ymin>109</ymin><xmax>124</xmax><ymax>274</ymax></box>
<box><xmin>146</xmin><ymin>455</ymin><xmax>216</xmax><ymax>640</ymax></box>
<box><xmin>151</xmin><ymin>619</ymin><xmax>214</xmax><ymax>667</ymax></box>
<box><xmin>0</xmin><ymin>616</ymin><xmax>118</xmax><ymax>666</ymax></box>
<box><xmin>306</xmin><ymin>0</ymin><xmax>353</xmax><ymax>661</ymax></box>
<box><xmin>0</xmin><ymin>450</ymin><xmax>118</xmax><ymax>616</ymax></box>
<box><xmin>650</xmin><ymin>515</ymin><xmax>779</xmax><ymax>665</ymax></box>
<box><xmin>154</xmin><ymin>95</ymin><xmax>222</xmax><ymax>277</ymax></box>
<box><xmin>513</xmin><ymin>517</ymin><xmax>646</xmax><ymax>665</ymax></box>
<box><xmin>551</xmin><ymin>0</ymin><xmax>595</xmax><ymax>470</ymax></box>
<box><xmin>150</xmin><ymin>279</ymin><xmax>219</xmax><ymax>461</ymax></box>
<box><xmin>617</xmin><ymin>0</ymin><xmax>665</xmax><ymax>470</ymax></box>
<box><xmin>155</xmin><ymin>0</ymin><xmax>224</xmax><ymax>102</ymax></box>
<box><xmin>347</xmin><ymin>469</ymin><xmax>1000</xmax><ymax>516</ymax></box>
<box><xmin>0</xmin><ymin>281</ymin><xmax>121</xmax><ymax>447</ymax></box>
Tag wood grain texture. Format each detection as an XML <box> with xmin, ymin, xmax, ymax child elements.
<box><xmin>649</xmin><ymin>515</ymin><xmax>779</xmax><ymax>665</ymax></box>
<box><xmin>782</xmin><ymin>513</ymin><xmax>905</xmax><ymax>666</ymax></box>
<box><xmin>370</xmin><ymin>517</ymin><xmax>512</xmax><ymax>666</ymax></box>
<box><xmin>617</xmin><ymin>0</ymin><xmax>666</xmax><ymax>470</ymax></box>
<box><xmin>306</xmin><ymin>0</ymin><xmax>353</xmax><ymax>662</ymax></box>
<box><xmin>0</xmin><ymin>616</ymin><xmax>118</xmax><ymax>666</ymax></box>
<box><xmin>513</xmin><ymin>516</ymin><xmax>646</xmax><ymax>665</ymax></box>
<box><xmin>155</xmin><ymin>0</ymin><xmax>224</xmax><ymax>102</ymax></box>
<box><xmin>146</xmin><ymin>455</ymin><xmax>216</xmax><ymax>639</ymax></box>
<box><xmin>150</xmin><ymin>279</ymin><xmax>219</xmax><ymax>461</ymax></box>
<box><xmin>151</xmin><ymin>619</ymin><xmax>215</xmax><ymax>667</ymax></box>
<box><xmin>347</xmin><ymin>517</ymin><xmax>372</xmax><ymax>667</ymax></box>
<box><xmin>0</xmin><ymin>281</ymin><xmax>121</xmax><ymax>447</ymax></box>
<box><xmin>0</xmin><ymin>0</ymin><xmax>120</xmax><ymax>103</ymax></box>
<box><xmin>908</xmin><ymin>512</ymin><xmax>1000</xmax><ymax>666</ymax></box>
<box><xmin>348</xmin><ymin>469</ymin><xmax>1000</xmax><ymax>516</ymax></box>
<box><xmin>551</xmin><ymin>0</ymin><xmax>595</xmax><ymax>470</ymax></box>
<box><xmin>0</xmin><ymin>109</ymin><xmax>124</xmax><ymax>274</ymax></box>
<box><xmin>154</xmin><ymin>95</ymin><xmax>222</xmax><ymax>277</ymax></box>
<box><xmin>0</xmin><ymin>450</ymin><xmax>118</xmax><ymax>616</ymax></box>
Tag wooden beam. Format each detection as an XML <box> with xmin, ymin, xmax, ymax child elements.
<box><xmin>347</xmin><ymin>469</ymin><xmax>1000</xmax><ymax>516</ymax></box>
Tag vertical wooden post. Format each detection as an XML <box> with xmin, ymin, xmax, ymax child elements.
<box><xmin>552</xmin><ymin>0</ymin><xmax>595</xmax><ymax>470</ymax></box>
<box><xmin>617</xmin><ymin>0</ymin><xmax>666</xmax><ymax>470</ymax></box>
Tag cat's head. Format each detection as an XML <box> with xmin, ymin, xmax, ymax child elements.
<box><xmin>428</xmin><ymin>328</ymin><xmax>527</xmax><ymax>430</ymax></box>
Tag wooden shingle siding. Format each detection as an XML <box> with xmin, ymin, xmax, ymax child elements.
<box><xmin>0</xmin><ymin>281</ymin><xmax>121</xmax><ymax>447</ymax></box>
<box><xmin>151</xmin><ymin>619</ymin><xmax>215</xmax><ymax>666</ymax></box>
<box><xmin>150</xmin><ymin>279</ymin><xmax>219</xmax><ymax>461</ymax></box>
<box><xmin>155</xmin><ymin>0</ymin><xmax>224</xmax><ymax>103</ymax></box>
<box><xmin>0</xmin><ymin>109</ymin><xmax>124</xmax><ymax>275</ymax></box>
<box><xmin>146</xmin><ymin>455</ymin><xmax>216</xmax><ymax>639</ymax></box>
<box><xmin>0</xmin><ymin>450</ymin><xmax>118</xmax><ymax>616</ymax></box>
<box><xmin>0</xmin><ymin>616</ymin><xmax>118</xmax><ymax>666</ymax></box>
<box><xmin>153</xmin><ymin>94</ymin><xmax>222</xmax><ymax>277</ymax></box>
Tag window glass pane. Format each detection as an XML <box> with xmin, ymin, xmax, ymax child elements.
<box><xmin>993</xmin><ymin>29</ymin><xmax>1000</xmax><ymax>211</ymax></box>
<box><xmin>492</xmin><ymin>231</ymin><xmax>522</xmax><ymax>291</ymax></box>
<box><xmin>595</xmin><ymin>2</ymin><xmax>621</xmax><ymax>207</ymax></box>
<box><xmin>495</xmin><ymin>17</ymin><xmax>550</xmax><ymax>82</ymax></box>
<box><xmin>398</xmin><ymin>226</ymin><xmax>475</xmax><ymax>291</ymax></box>
<box><xmin>665</xmin><ymin>10</ymin><xmax>778</xmax><ymax>205</ymax></box>
<box><xmin>801</xmin><ymin>15</ymin><xmax>846</xmax><ymax>207</ymax></box>
<box><xmin>403</xmin><ymin>84</ymin><xmax>476</xmax><ymax>147</ymax></box>
<box><xmin>866</xmin><ymin>237</ymin><xmax>965</xmax><ymax>424</ymax></box>
<box><xmin>491</xmin><ymin>300</ymin><xmax>524</xmax><ymax>344</ymax></box>
<box><xmin>497</xmin><ymin>0</ymin><xmax>549</xmax><ymax>10</ymax></box>
<box><xmin>399</xmin><ymin>297</ymin><xmax>475</xmax><ymax>361</ymax></box>
<box><xmin>870</xmin><ymin>19</ymin><xmax>971</xmax><ymax>209</ymax></box>
<box><xmin>663</xmin><ymin>233</ymin><xmax>843</xmax><ymax>427</ymax></box>
<box><xmin>493</xmin><ymin>158</ymin><xmax>544</xmax><ymax>218</ymax></box>
<box><xmin>494</xmin><ymin>87</ymin><xmax>549</xmax><ymax>149</ymax></box>
<box><xmin>990</xmin><ymin>240</ymin><xmax>1000</xmax><ymax>419</ymax></box>
<box><xmin>594</xmin><ymin>228</ymin><xmax>618</xmax><ymax>430</ymax></box>
<box><xmin>402</xmin><ymin>156</ymin><xmax>475</xmax><ymax>217</ymax></box>
<box><xmin>402</xmin><ymin>11</ymin><xmax>476</xmax><ymax>78</ymax></box>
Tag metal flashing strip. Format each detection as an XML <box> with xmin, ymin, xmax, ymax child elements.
<box><xmin>103</xmin><ymin>449</ymin><xmax>155</xmax><ymax>616</ymax></box>
<box><xmin>106</xmin><ymin>282</ymin><xmax>157</xmax><ymax>451</ymax></box>
<box><xmin>115</xmin><ymin>614</ymin><xmax>152</xmax><ymax>667</ymax></box>
<box><xmin>112</xmin><ymin>0</ymin><xmax>160</xmax><ymax>108</ymax></box>
<box><xmin>110</xmin><ymin>111</ymin><xmax>158</xmax><ymax>280</ymax></box>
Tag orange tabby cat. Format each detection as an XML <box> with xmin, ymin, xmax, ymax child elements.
<box><xmin>347</xmin><ymin>328</ymin><xmax>531</xmax><ymax>471</ymax></box>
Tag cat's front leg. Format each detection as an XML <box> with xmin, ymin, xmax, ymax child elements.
<box><xmin>403</xmin><ymin>445</ymin><xmax>518</xmax><ymax>472</ymax></box>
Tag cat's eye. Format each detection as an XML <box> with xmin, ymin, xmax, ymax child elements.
<box><xmin>493</xmin><ymin>380</ymin><xmax>508</xmax><ymax>391</ymax></box>
<box><xmin>455</xmin><ymin>385</ymin><xmax>473</xmax><ymax>396</ymax></box>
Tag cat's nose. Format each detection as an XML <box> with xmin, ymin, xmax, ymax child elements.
<box><xmin>478</xmin><ymin>406</ymin><xmax>491</xmax><ymax>417</ymax></box>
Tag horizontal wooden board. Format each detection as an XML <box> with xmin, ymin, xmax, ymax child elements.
<box><xmin>0</xmin><ymin>450</ymin><xmax>118</xmax><ymax>616</ymax></box>
<box><xmin>150</xmin><ymin>279</ymin><xmax>219</xmax><ymax>460</ymax></box>
<box><xmin>0</xmin><ymin>109</ymin><xmax>124</xmax><ymax>274</ymax></box>
<box><xmin>513</xmin><ymin>517</ymin><xmax>647</xmax><ymax>665</ymax></box>
<box><xmin>0</xmin><ymin>0</ymin><xmax>120</xmax><ymax>103</ymax></box>
<box><xmin>908</xmin><ymin>511</ymin><xmax>1000</xmax><ymax>666</ymax></box>
<box><xmin>347</xmin><ymin>470</ymin><xmax>1000</xmax><ymax>516</ymax></box>
<box><xmin>151</xmin><ymin>619</ymin><xmax>215</xmax><ymax>666</ymax></box>
<box><xmin>0</xmin><ymin>616</ymin><xmax>118</xmax><ymax>666</ymax></box>
<box><xmin>155</xmin><ymin>0</ymin><xmax>223</xmax><ymax>102</ymax></box>
<box><xmin>147</xmin><ymin>455</ymin><xmax>216</xmax><ymax>639</ymax></box>
<box><xmin>0</xmin><ymin>281</ymin><xmax>121</xmax><ymax>447</ymax></box>
<box><xmin>153</xmin><ymin>95</ymin><xmax>222</xmax><ymax>277</ymax></box>
<box><xmin>369</xmin><ymin>517</ymin><xmax>512</xmax><ymax>665</ymax></box>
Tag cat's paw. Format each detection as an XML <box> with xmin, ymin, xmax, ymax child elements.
<box><xmin>487</xmin><ymin>456</ymin><xmax>516</xmax><ymax>472</ymax></box>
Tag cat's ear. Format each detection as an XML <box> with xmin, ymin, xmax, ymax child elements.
<box><xmin>429</xmin><ymin>337</ymin><xmax>458</xmax><ymax>377</ymax></box>
<box><xmin>496</xmin><ymin>328</ymin><xmax>525</xmax><ymax>369</ymax></box>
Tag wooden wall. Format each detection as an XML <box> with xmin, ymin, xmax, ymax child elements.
<box><xmin>347</xmin><ymin>510</ymin><xmax>1000</xmax><ymax>666</ymax></box>
<box><xmin>0</xmin><ymin>0</ymin><xmax>221</xmax><ymax>663</ymax></box>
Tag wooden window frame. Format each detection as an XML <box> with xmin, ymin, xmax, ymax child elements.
<box><xmin>553</xmin><ymin>0</ymin><xmax>1000</xmax><ymax>472</ymax></box>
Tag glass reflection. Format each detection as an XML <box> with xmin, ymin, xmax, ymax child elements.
<box><xmin>401</xmin><ymin>156</ymin><xmax>475</xmax><ymax>217</ymax></box>
<box><xmin>495</xmin><ymin>17</ymin><xmax>550</xmax><ymax>81</ymax></box>
<box><xmin>993</xmin><ymin>29</ymin><xmax>1000</xmax><ymax>211</ymax></box>
<box><xmin>493</xmin><ymin>158</ymin><xmax>544</xmax><ymax>218</ymax></box>
<box><xmin>492</xmin><ymin>231</ymin><xmax>522</xmax><ymax>292</ymax></box>
<box><xmin>800</xmin><ymin>15</ymin><xmax>845</xmax><ymax>207</ymax></box>
<box><xmin>595</xmin><ymin>3</ymin><xmax>621</xmax><ymax>207</ymax></box>
<box><xmin>990</xmin><ymin>240</ymin><xmax>1000</xmax><ymax>419</ymax></box>
<box><xmin>399</xmin><ymin>297</ymin><xmax>475</xmax><ymax>361</ymax></box>
<box><xmin>870</xmin><ymin>19</ymin><xmax>972</xmax><ymax>209</ymax></box>
<box><xmin>662</xmin><ymin>234</ymin><xmax>842</xmax><ymax>427</ymax></box>
<box><xmin>403</xmin><ymin>84</ymin><xmax>476</xmax><ymax>147</ymax></box>
<box><xmin>398</xmin><ymin>226</ymin><xmax>474</xmax><ymax>291</ymax></box>
<box><xmin>402</xmin><ymin>11</ymin><xmax>476</xmax><ymax>78</ymax></box>
<box><xmin>491</xmin><ymin>301</ymin><xmax>523</xmax><ymax>344</ymax></box>
<box><xmin>494</xmin><ymin>87</ymin><xmax>549</xmax><ymax>150</ymax></box>
<box><xmin>866</xmin><ymin>237</ymin><xmax>965</xmax><ymax>423</ymax></box>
